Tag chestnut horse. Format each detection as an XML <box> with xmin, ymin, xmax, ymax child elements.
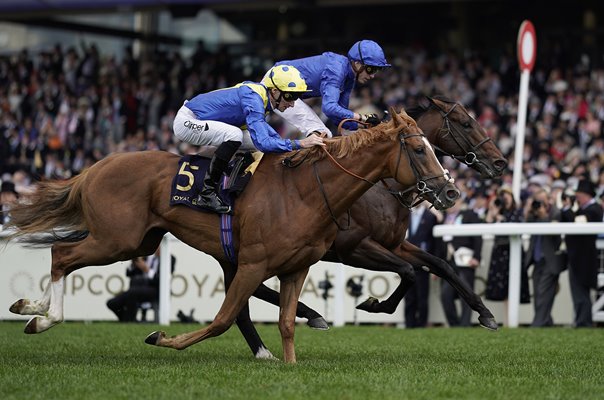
<box><xmin>8</xmin><ymin>109</ymin><xmax>459</xmax><ymax>363</ymax></box>
<box><xmin>230</xmin><ymin>97</ymin><xmax>507</xmax><ymax>357</ymax></box>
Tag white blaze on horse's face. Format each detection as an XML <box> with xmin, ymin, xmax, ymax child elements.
<box><xmin>422</xmin><ymin>135</ymin><xmax>447</xmax><ymax>176</ymax></box>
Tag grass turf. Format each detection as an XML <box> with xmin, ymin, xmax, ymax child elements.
<box><xmin>0</xmin><ymin>321</ymin><xmax>602</xmax><ymax>400</ymax></box>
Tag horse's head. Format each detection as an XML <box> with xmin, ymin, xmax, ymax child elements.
<box><xmin>387</xmin><ymin>107</ymin><xmax>460</xmax><ymax>211</ymax></box>
<box><xmin>417</xmin><ymin>97</ymin><xmax>508</xmax><ymax>179</ymax></box>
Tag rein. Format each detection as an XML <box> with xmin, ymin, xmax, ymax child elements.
<box><xmin>282</xmin><ymin>116</ymin><xmax>454</xmax><ymax>228</ymax></box>
<box><xmin>337</xmin><ymin>118</ymin><xmax>371</xmax><ymax>135</ymax></box>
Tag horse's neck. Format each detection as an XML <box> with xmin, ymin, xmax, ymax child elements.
<box><xmin>310</xmin><ymin>143</ymin><xmax>393</xmax><ymax>215</ymax></box>
<box><xmin>418</xmin><ymin>111</ymin><xmax>443</xmax><ymax>146</ymax></box>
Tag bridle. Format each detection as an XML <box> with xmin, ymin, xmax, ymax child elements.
<box><xmin>283</xmin><ymin>120</ymin><xmax>454</xmax><ymax>228</ymax></box>
<box><xmin>428</xmin><ymin>101</ymin><xmax>492</xmax><ymax>170</ymax></box>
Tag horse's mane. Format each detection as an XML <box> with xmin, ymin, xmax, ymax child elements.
<box><xmin>288</xmin><ymin>111</ymin><xmax>419</xmax><ymax>164</ymax></box>
<box><xmin>406</xmin><ymin>95</ymin><xmax>457</xmax><ymax>120</ymax></box>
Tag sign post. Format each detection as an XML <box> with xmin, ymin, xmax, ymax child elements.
<box><xmin>510</xmin><ymin>20</ymin><xmax>536</xmax><ymax>328</ymax></box>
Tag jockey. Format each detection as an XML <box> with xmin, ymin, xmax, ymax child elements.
<box><xmin>173</xmin><ymin>65</ymin><xmax>325</xmax><ymax>214</ymax></box>
<box><xmin>266</xmin><ymin>39</ymin><xmax>391</xmax><ymax>137</ymax></box>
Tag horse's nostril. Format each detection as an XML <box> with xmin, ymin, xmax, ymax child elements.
<box><xmin>447</xmin><ymin>189</ymin><xmax>460</xmax><ymax>201</ymax></box>
<box><xmin>494</xmin><ymin>159</ymin><xmax>508</xmax><ymax>171</ymax></box>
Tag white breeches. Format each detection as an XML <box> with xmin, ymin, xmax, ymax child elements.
<box><xmin>273</xmin><ymin>99</ymin><xmax>332</xmax><ymax>137</ymax></box>
<box><xmin>173</xmin><ymin>104</ymin><xmax>256</xmax><ymax>150</ymax></box>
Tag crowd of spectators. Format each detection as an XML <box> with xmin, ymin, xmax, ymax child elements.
<box><xmin>1</xmin><ymin>38</ymin><xmax>604</xmax><ymax>325</ymax></box>
<box><xmin>2</xmin><ymin>41</ymin><xmax>604</xmax><ymax>201</ymax></box>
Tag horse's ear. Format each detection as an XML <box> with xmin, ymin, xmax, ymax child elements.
<box><xmin>389</xmin><ymin>106</ymin><xmax>401</xmax><ymax>127</ymax></box>
<box><xmin>427</xmin><ymin>96</ymin><xmax>444</xmax><ymax>111</ymax></box>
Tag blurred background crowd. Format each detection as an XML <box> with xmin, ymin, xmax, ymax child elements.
<box><xmin>1</xmin><ymin>39</ymin><xmax>603</xmax><ymax>207</ymax></box>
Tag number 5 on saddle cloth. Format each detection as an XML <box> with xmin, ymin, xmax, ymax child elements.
<box><xmin>170</xmin><ymin>152</ymin><xmax>261</xmax><ymax>265</ymax></box>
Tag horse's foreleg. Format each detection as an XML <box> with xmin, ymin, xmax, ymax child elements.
<box><xmin>396</xmin><ymin>241</ymin><xmax>498</xmax><ymax>331</ymax></box>
<box><xmin>235</xmin><ymin>302</ymin><xmax>276</xmax><ymax>360</ymax></box>
<box><xmin>146</xmin><ymin>266</ymin><xmax>266</xmax><ymax>351</ymax></box>
<box><xmin>254</xmin><ymin>284</ymin><xmax>329</xmax><ymax>330</ymax></box>
<box><xmin>9</xmin><ymin>279</ymin><xmax>51</xmax><ymax>316</ymax></box>
<box><xmin>220</xmin><ymin>262</ymin><xmax>275</xmax><ymax>359</ymax></box>
<box><xmin>279</xmin><ymin>268</ymin><xmax>309</xmax><ymax>364</ymax></box>
<box><xmin>339</xmin><ymin>238</ymin><xmax>415</xmax><ymax>314</ymax></box>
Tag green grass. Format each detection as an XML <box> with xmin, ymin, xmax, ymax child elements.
<box><xmin>0</xmin><ymin>321</ymin><xmax>603</xmax><ymax>400</ymax></box>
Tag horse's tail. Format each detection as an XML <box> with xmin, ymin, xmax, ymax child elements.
<box><xmin>6</xmin><ymin>168</ymin><xmax>91</xmax><ymax>246</ymax></box>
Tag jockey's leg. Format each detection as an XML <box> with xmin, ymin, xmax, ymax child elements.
<box><xmin>273</xmin><ymin>99</ymin><xmax>332</xmax><ymax>137</ymax></box>
<box><xmin>173</xmin><ymin>105</ymin><xmax>243</xmax><ymax>214</ymax></box>
<box><xmin>198</xmin><ymin>140</ymin><xmax>241</xmax><ymax>214</ymax></box>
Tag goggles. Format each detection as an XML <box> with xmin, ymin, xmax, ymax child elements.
<box><xmin>281</xmin><ymin>91</ymin><xmax>302</xmax><ymax>102</ymax></box>
<box><xmin>364</xmin><ymin>65</ymin><xmax>384</xmax><ymax>75</ymax></box>
<box><xmin>357</xmin><ymin>42</ymin><xmax>384</xmax><ymax>75</ymax></box>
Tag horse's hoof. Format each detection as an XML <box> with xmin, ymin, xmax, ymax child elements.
<box><xmin>356</xmin><ymin>297</ymin><xmax>379</xmax><ymax>312</ymax></box>
<box><xmin>24</xmin><ymin>316</ymin><xmax>40</xmax><ymax>334</ymax></box>
<box><xmin>255</xmin><ymin>346</ymin><xmax>278</xmax><ymax>360</ymax></box>
<box><xmin>9</xmin><ymin>299</ymin><xmax>27</xmax><ymax>314</ymax></box>
<box><xmin>307</xmin><ymin>317</ymin><xmax>329</xmax><ymax>331</ymax></box>
<box><xmin>145</xmin><ymin>331</ymin><xmax>163</xmax><ymax>346</ymax></box>
<box><xmin>478</xmin><ymin>316</ymin><xmax>499</xmax><ymax>331</ymax></box>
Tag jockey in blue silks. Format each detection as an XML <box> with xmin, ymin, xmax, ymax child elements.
<box><xmin>173</xmin><ymin>65</ymin><xmax>325</xmax><ymax>214</ymax></box>
<box><xmin>266</xmin><ymin>39</ymin><xmax>391</xmax><ymax>137</ymax></box>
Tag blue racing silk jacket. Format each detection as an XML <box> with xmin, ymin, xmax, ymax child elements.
<box><xmin>184</xmin><ymin>82</ymin><xmax>301</xmax><ymax>153</ymax></box>
<box><xmin>276</xmin><ymin>52</ymin><xmax>357</xmax><ymax>130</ymax></box>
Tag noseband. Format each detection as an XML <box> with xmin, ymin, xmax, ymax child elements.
<box><xmin>430</xmin><ymin>102</ymin><xmax>492</xmax><ymax>169</ymax></box>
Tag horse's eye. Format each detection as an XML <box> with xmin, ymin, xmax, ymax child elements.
<box><xmin>462</xmin><ymin>121</ymin><xmax>471</xmax><ymax>128</ymax></box>
<box><xmin>415</xmin><ymin>147</ymin><xmax>425</xmax><ymax>155</ymax></box>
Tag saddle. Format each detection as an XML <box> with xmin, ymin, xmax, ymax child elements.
<box><xmin>170</xmin><ymin>152</ymin><xmax>259</xmax><ymax>212</ymax></box>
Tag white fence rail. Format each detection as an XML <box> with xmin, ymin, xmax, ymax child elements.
<box><xmin>2</xmin><ymin>224</ymin><xmax>590</xmax><ymax>327</ymax></box>
<box><xmin>433</xmin><ymin>222</ymin><xmax>604</xmax><ymax>327</ymax></box>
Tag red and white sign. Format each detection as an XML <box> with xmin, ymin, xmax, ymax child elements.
<box><xmin>517</xmin><ymin>20</ymin><xmax>536</xmax><ymax>71</ymax></box>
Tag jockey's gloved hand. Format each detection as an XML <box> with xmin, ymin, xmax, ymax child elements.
<box><xmin>360</xmin><ymin>113</ymin><xmax>380</xmax><ymax>126</ymax></box>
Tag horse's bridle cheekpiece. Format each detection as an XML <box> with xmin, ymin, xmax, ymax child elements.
<box><xmin>428</xmin><ymin>99</ymin><xmax>492</xmax><ymax>172</ymax></box>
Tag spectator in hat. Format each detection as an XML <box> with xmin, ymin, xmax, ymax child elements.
<box><xmin>0</xmin><ymin>181</ymin><xmax>19</xmax><ymax>227</ymax></box>
<box><xmin>561</xmin><ymin>178</ymin><xmax>603</xmax><ymax>327</ymax></box>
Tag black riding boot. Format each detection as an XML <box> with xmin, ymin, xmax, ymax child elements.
<box><xmin>197</xmin><ymin>141</ymin><xmax>241</xmax><ymax>214</ymax></box>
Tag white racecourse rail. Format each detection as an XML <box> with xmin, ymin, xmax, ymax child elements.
<box><xmin>433</xmin><ymin>222</ymin><xmax>604</xmax><ymax>327</ymax></box>
<box><xmin>1</xmin><ymin>229</ymin><xmax>580</xmax><ymax>327</ymax></box>
<box><xmin>0</xmin><ymin>232</ymin><xmax>406</xmax><ymax>326</ymax></box>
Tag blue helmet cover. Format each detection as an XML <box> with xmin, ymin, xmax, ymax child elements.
<box><xmin>347</xmin><ymin>40</ymin><xmax>391</xmax><ymax>67</ymax></box>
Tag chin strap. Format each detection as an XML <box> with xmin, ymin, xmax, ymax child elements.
<box><xmin>350</xmin><ymin>60</ymin><xmax>363</xmax><ymax>83</ymax></box>
<box><xmin>270</xmin><ymin>89</ymin><xmax>284</xmax><ymax>110</ymax></box>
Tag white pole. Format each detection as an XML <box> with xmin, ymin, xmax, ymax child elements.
<box><xmin>512</xmin><ymin>69</ymin><xmax>530</xmax><ymax>203</ymax></box>
<box><xmin>507</xmin><ymin>236</ymin><xmax>522</xmax><ymax>328</ymax></box>
<box><xmin>159</xmin><ymin>235</ymin><xmax>171</xmax><ymax>325</ymax></box>
<box><xmin>333</xmin><ymin>263</ymin><xmax>346</xmax><ymax>327</ymax></box>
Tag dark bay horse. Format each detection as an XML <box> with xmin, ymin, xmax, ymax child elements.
<box><xmin>7</xmin><ymin>109</ymin><xmax>459</xmax><ymax>363</ymax></box>
<box><xmin>232</xmin><ymin>97</ymin><xmax>506</xmax><ymax>357</ymax></box>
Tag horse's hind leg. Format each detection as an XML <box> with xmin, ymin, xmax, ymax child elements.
<box><xmin>9</xmin><ymin>279</ymin><xmax>51</xmax><ymax>316</ymax></box>
<box><xmin>396</xmin><ymin>241</ymin><xmax>498</xmax><ymax>331</ymax></box>
<box><xmin>20</xmin><ymin>237</ymin><xmax>132</xmax><ymax>334</ymax></box>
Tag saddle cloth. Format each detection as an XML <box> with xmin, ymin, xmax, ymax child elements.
<box><xmin>170</xmin><ymin>152</ymin><xmax>261</xmax><ymax>266</ymax></box>
<box><xmin>169</xmin><ymin>152</ymin><xmax>259</xmax><ymax>212</ymax></box>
